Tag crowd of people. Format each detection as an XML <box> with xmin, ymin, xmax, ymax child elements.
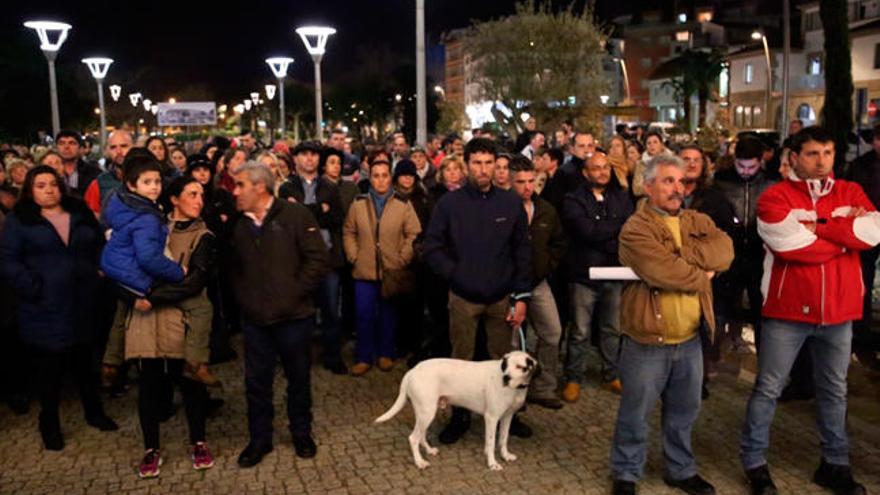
<box><xmin>0</xmin><ymin>119</ymin><xmax>878</xmax><ymax>495</ymax></box>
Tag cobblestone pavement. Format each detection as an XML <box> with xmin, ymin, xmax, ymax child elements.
<box><xmin>0</xmin><ymin>335</ymin><xmax>878</xmax><ymax>495</ymax></box>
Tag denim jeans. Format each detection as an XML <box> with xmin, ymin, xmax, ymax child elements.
<box><xmin>243</xmin><ymin>318</ymin><xmax>313</xmax><ymax>447</ymax></box>
<box><xmin>740</xmin><ymin>318</ymin><xmax>852</xmax><ymax>469</ymax></box>
<box><xmin>354</xmin><ymin>280</ymin><xmax>397</xmax><ymax>363</ymax></box>
<box><xmin>565</xmin><ymin>282</ymin><xmax>622</xmax><ymax>384</ymax></box>
<box><xmin>610</xmin><ymin>336</ymin><xmax>703</xmax><ymax>482</ymax></box>
<box><xmin>313</xmin><ymin>270</ymin><xmax>342</xmax><ymax>367</ymax></box>
<box><xmin>525</xmin><ymin>279</ymin><xmax>562</xmax><ymax>399</ymax></box>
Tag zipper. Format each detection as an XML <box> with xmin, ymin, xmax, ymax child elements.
<box><xmin>776</xmin><ymin>263</ymin><xmax>788</xmax><ymax>299</ymax></box>
<box><xmin>820</xmin><ymin>264</ymin><xmax>826</xmax><ymax>324</ymax></box>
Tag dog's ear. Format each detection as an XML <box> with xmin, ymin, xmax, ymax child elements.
<box><xmin>526</xmin><ymin>357</ymin><xmax>536</xmax><ymax>371</ymax></box>
<box><xmin>500</xmin><ymin>356</ymin><xmax>508</xmax><ymax>372</ymax></box>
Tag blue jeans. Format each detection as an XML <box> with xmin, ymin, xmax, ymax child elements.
<box><xmin>243</xmin><ymin>318</ymin><xmax>313</xmax><ymax>447</ymax></box>
<box><xmin>313</xmin><ymin>270</ymin><xmax>342</xmax><ymax>367</ymax></box>
<box><xmin>610</xmin><ymin>336</ymin><xmax>703</xmax><ymax>482</ymax></box>
<box><xmin>740</xmin><ymin>318</ymin><xmax>852</xmax><ymax>469</ymax></box>
<box><xmin>354</xmin><ymin>280</ymin><xmax>396</xmax><ymax>364</ymax></box>
<box><xmin>565</xmin><ymin>282</ymin><xmax>622</xmax><ymax>383</ymax></box>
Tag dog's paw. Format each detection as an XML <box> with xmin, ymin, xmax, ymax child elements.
<box><xmin>501</xmin><ymin>451</ymin><xmax>517</xmax><ymax>462</ymax></box>
<box><xmin>425</xmin><ymin>446</ymin><xmax>439</xmax><ymax>456</ymax></box>
<box><xmin>488</xmin><ymin>461</ymin><xmax>504</xmax><ymax>471</ymax></box>
<box><xmin>415</xmin><ymin>459</ymin><xmax>431</xmax><ymax>470</ymax></box>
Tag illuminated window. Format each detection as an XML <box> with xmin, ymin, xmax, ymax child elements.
<box><xmin>697</xmin><ymin>11</ymin><xmax>714</xmax><ymax>23</ymax></box>
<box><xmin>676</xmin><ymin>31</ymin><xmax>690</xmax><ymax>42</ymax></box>
<box><xmin>744</xmin><ymin>63</ymin><xmax>754</xmax><ymax>84</ymax></box>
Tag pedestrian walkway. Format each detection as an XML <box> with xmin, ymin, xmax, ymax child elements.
<box><xmin>0</xmin><ymin>335</ymin><xmax>878</xmax><ymax>494</ymax></box>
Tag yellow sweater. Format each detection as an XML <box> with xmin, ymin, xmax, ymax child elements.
<box><xmin>659</xmin><ymin>215</ymin><xmax>701</xmax><ymax>343</ymax></box>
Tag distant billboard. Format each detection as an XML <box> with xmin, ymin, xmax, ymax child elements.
<box><xmin>157</xmin><ymin>102</ymin><xmax>217</xmax><ymax>126</ymax></box>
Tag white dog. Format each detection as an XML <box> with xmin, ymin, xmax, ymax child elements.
<box><xmin>375</xmin><ymin>351</ymin><xmax>538</xmax><ymax>470</ymax></box>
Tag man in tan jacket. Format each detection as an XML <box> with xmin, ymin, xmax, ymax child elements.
<box><xmin>609</xmin><ymin>155</ymin><xmax>733</xmax><ymax>495</ymax></box>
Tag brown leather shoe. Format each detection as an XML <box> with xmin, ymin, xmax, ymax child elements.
<box><xmin>602</xmin><ymin>379</ymin><xmax>623</xmax><ymax>395</ymax></box>
<box><xmin>186</xmin><ymin>363</ymin><xmax>222</xmax><ymax>387</ymax></box>
<box><xmin>350</xmin><ymin>362</ymin><xmax>372</xmax><ymax>376</ymax></box>
<box><xmin>101</xmin><ymin>364</ymin><xmax>118</xmax><ymax>389</ymax></box>
<box><xmin>377</xmin><ymin>357</ymin><xmax>394</xmax><ymax>371</ymax></box>
<box><xmin>561</xmin><ymin>382</ymin><xmax>580</xmax><ymax>403</ymax></box>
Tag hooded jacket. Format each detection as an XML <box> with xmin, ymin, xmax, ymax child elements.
<box><xmin>0</xmin><ymin>197</ymin><xmax>104</xmax><ymax>351</ymax></box>
<box><xmin>757</xmin><ymin>174</ymin><xmax>880</xmax><ymax>325</ymax></box>
<box><xmin>99</xmin><ymin>189</ymin><xmax>185</xmax><ymax>296</ymax></box>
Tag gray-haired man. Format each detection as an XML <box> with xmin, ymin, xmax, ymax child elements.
<box><xmin>230</xmin><ymin>162</ymin><xmax>329</xmax><ymax>467</ymax></box>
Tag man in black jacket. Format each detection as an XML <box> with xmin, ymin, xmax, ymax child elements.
<box><xmin>423</xmin><ymin>138</ymin><xmax>533</xmax><ymax>443</ymax></box>
<box><xmin>56</xmin><ymin>130</ymin><xmax>101</xmax><ymax>198</ymax></box>
<box><xmin>279</xmin><ymin>141</ymin><xmax>347</xmax><ymax>374</ymax></box>
<box><xmin>846</xmin><ymin>124</ymin><xmax>880</xmax><ymax>359</ymax></box>
<box><xmin>509</xmin><ymin>156</ymin><xmax>567</xmax><ymax>410</ymax></box>
<box><xmin>561</xmin><ymin>152</ymin><xmax>634</xmax><ymax>402</ymax></box>
<box><xmin>230</xmin><ymin>161</ymin><xmax>328</xmax><ymax>467</ymax></box>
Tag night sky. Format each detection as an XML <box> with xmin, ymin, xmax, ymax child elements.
<box><xmin>0</xmin><ymin>0</ymin><xmax>648</xmax><ymax>138</ymax></box>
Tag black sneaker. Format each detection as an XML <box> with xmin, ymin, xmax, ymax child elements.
<box><xmin>745</xmin><ymin>465</ymin><xmax>777</xmax><ymax>495</ymax></box>
<box><xmin>87</xmin><ymin>415</ymin><xmax>119</xmax><ymax>431</ymax></box>
<box><xmin>813</xmin><ymin>459</ymin><xmax>866</xmax><ymax>495</ymax></box>
<box><xmin>40</xmin><ymin>426</ymin><xmax>64</xmax><ymax>451</ymax></box>
<box><xmin>612</xmin><ymin>479</ymin><xmax>636</xmax><ymax>495</ymax></box>
<box><xmin>438</xmin><ymin>408</ymin><xmax>470</xmax><ymax>444</ymax></box>
<box><xmin>237</xmin><ymin>443</ymin><xmax>273</xmax><ymax>468</ymax></box>
<box><xmin>509</xmin><ymin>414</ymin><xmax>533</xmax><ymax>438</ymax></box>
<box><xmin>293</xmin><ymin>434</ymin><xmax>317</xmax><ymax>458</ymax></box>
<box><xmin>663</xmin><ymin>474</ymin><xmax>716</xmax><ymax>495</ymax></box>
<box><xmin>527</xmin><ymin>396</ymin><xmax>564</xmax><ymax>410</ymax></box>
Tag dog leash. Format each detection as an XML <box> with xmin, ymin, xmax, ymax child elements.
<box><xmin>510</xmin><ymin>304</ymin><xmax>527</xmax><ymax>352</ymax></box>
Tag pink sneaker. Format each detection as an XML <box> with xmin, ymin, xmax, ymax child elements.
<box><xmin>192</xmin><ymin>442</ymin><xmax>214</xmax><ymax>470</ymax></box>
<box><xmin>138</xmin><ymin>449</ymin><xmax>162</xmax><ymax>479</ymax></box>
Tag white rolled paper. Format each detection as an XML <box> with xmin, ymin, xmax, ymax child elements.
<box><xmin>588</xmin><ymin>266</ymin><xmax>641</xmax><ymax>281</ymax></box>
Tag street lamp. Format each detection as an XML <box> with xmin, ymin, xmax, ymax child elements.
<box><xmin>143</xmin><ymin>98</ymin><xmax>152</xmax><ymax>111</ymax></box>
<box><xmin>752</xmin><ymin>29</ymin><xmax>772</xmax><ymax>128</ymax></box>
<box><xmin>109</xmin><ymin>84</ymin><xmax>121</xmax><ymax>102</ymax></box>
<box><xmin>415</xmin><ymin>0</ymin><xmax>427</xmax><ymax>146</ymax></box>
<box><xmin>250</xmin><ymin>92</ymin><xmax>260</xmax><ymax>106</ymax></box>
<box><xmin>265</xmin><ymin>84</ymin><xmax>277</xmax><ymax>101</ymax></box>
<box><xmin>244</xmin><ymin>99</ymin><xmax>253</xmax><ymax>111</ymax></box>
<box><xmin>296</xmin><ymin>26</ymin><xmax>335</xmax><ymax>139</ymax></box>
<box><xmin>266</xmin><ymin>57</ymin><xmax>294</xmax><ymax>137</ymax></box>
<box><xmin>129</xmin><ymin>92</ymin><xmax>142</xmax><ymax>108</ymax></box>
<box><xmin>24</xmin><ymin>20</ymin><xmax>72</xmax><ymax>137</ymax></box>
<box><xmin>82</xmin><ymin>57</ymin><xmax>113</xmax><ymax>149</ymax></box>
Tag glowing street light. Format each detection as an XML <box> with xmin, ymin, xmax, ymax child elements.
<box><xmin>244</xmin><ymin>100</ymin><xmax>253</xmax><ymax>111</ymax></box>
<box><xmin>24</xmin><ymin>20</ymin><xmax>72</xmax><ymax>137</ymax></box>
<box><xmin>143</xmin><ymin>98</ymin><xmax>152</xmax><ymax>111</ymax></box>
<box><xmin>296</xmin><ymin>26</ymin><xmax>335</xmax><ymax>139</ymax></box>
<box><xmin>150</xmin><ymin>105</ymin><xmax>158</xmax><ymax>115</ymax></box>
<box><xmin>109</xmin><ymin>84</ymin><xmax>122</xmax><ymax>102</ymax></box>
<box><xmin>250</xmin><ymin>92</ymin><xmax>260</xmax><ymax>106</ymax></box>
<box><xmin>129</xmin><ymin>93</ymin><xmax>142</xmax><ymax>108</ymax></box>
<box><xmin>265</xmin><ymin>84</ymin><xmax>277</xmax><ymax>101</ymax></box>
<box><xmin>266</xmin><ymin>56</ymin><xmax>293</xmax><ymax>136</ymax></box>
<box><xmin>82</xmin><ymin>57</ymin><xmax>113</xmax><ymax>149</ymax></box>
<box><xmin>752</xmin><ymin>29</ymin><xmax>772</xmax><ymax>127</ymax></box>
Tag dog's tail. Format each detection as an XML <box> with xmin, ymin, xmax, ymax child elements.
<box><xmin>374</xmin><ymin>373</ymin><xmax>410</xmax><ymax>423</ymax></box>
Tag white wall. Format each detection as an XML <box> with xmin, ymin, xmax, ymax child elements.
<box><xmin>852</xmin><ymin>33</ymin><xmax>880</xmax><ymax>81</ymax></box>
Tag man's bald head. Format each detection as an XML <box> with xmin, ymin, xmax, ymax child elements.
<box><xmin>107</xmin><ymin>130</ymin><xmax>133</xmax><ymax>167</ymax></box>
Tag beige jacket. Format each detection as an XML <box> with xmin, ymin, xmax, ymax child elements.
<box><xmin>343</xmin><ymin>193</ymin><xmax>421</xmax><ymax>281</ymax></box>
<box><xmin>618</xmin><ymin>202</ymin><xmax>734</xmax><ymax>345</ymax></box>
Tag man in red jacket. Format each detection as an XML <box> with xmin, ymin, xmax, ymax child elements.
<box><xmin>741</xmin><ymin>127</ymin><xmax>879</xmax><ymax>495</ymax></box>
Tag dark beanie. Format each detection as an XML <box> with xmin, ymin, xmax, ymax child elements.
<box><xmin>393</xmin><ymin>159</ymin><xmax>418</xmax><ymax>181</ymax></box>
<box><xmin>186</xmin><ymin>153</ymin><xmax>213</xmax><ymax>176</ymax></box>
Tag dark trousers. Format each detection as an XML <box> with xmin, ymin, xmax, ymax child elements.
<box><xmin>137</xmin><ymin>359</ymin><xmax>207</xmax><ymax>450</ymax></box>
<box><xmin>313</xmin><ymin>270</ymin><xmax>343</xmax><ymax>367</ymax></box>
<box><xmin>355</xmin><ymin>281</ymin><xmax>397</xmax><ymax>363</ymax></box>
<box><xmin>243</xmin><ymin>318</ymin><xmax>313</xmax><ymax>447</ymax></box>
<box><xmin>717</xmin><ymin>269</ymin><xmax>764</xmax><ymax>352</ymax></box>
<box><xmin>32</xmin><ymin>344</ymin><xmax>105</xmax><ymax>434</ymax></box>
<box><xmin>855</xmin><ymin>246</ymin><xmax>879</xmax><ymax>349</ymax></box>
<box><xmin>395</xmin><ymin>265</ymin><xmax>426</xmax><ymax>356</ymax></box>
<box><xmin>424</xmin><ymin>270</ymin><xmax>451</xmax><ymax>357</ymax></box>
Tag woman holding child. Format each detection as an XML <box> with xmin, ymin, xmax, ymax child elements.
<box><xmin>99</xmin><ymin>155</ymin><xmax>218</xmax><ymax>478</ymax></box>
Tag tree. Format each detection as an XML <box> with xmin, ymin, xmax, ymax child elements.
<box><xmin>820</xmin><ymin>0</ymin><xmax>854</xmax><ymax>175</ymax></box>
<box><xmin>660</xmin><ymin>49</ymin><xmax>725</xmax><ymax>132</ymax></box>
<box><xmin>465</xmin><ymin>0</ymin><xmax>609</xmax><ymax>136</ymax></box>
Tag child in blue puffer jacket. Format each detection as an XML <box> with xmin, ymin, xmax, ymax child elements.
<box><xmin>100</xmin><ymin>157</ymin><xmax>185</xmax><ymax>296</ymax></box>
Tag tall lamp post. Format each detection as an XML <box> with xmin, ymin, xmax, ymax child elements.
<box><xmin>415</xmin><ymin>0</ymin><xmax>427</xmax><ymax>146</ymax></box>
<box><xmin>24</xmin><ymin>20</ymin><xmax>72</xmax><ymax>138</ymax></box>
<box><xmin>296</xmin><ymin>26</ymin><xmax>335</xmax><ymax>140</ymax></box>
<box><xmin>752</xmin><ymin>30</ymin><xmax>773</xmax><ymax>128</ymax></box>
<box><xmin>82</xmin><ymin>57</ymin><xmax>113</xmax><ymax>149</ymax></box>
<box><xmin>266</xmin><ymin>57</ymin><xmax>294</xmax><ymax>137</ymax></box>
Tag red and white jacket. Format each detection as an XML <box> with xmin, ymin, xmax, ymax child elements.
<box><xmin>757</xmin><ymin>172</ymin><xmax>880</xmax><ymax>325</ymax></box>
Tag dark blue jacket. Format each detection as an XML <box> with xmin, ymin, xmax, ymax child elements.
<box><xmin>423</xmin><ymin>182</ymin><xmax>531</xmax><ymax>304</ymax></box>
<box><xmin>563</xmin><ymin>183</ymin><xmax>634</xmax><ymax>286</ymax></box>
<box><xmin>99</xmin><ymin>189</ymin><xmax>184</xmax><ymax>296</ymax></box>
<box><xmin>0</xmin><ymin>197</ymin><xmax>104</xmax><ymax>351</ymax></box>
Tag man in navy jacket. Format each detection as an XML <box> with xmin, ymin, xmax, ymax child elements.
<box><xmin>423</xmin><ymin>137</ymin><xmax>533</xmax><ymax>444</ymax></box>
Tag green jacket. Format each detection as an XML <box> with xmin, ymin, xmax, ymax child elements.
<box><xmin>528</xmin><ymin>197</ymin><xmax>567</xmax><ymax>287</ymax></box>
